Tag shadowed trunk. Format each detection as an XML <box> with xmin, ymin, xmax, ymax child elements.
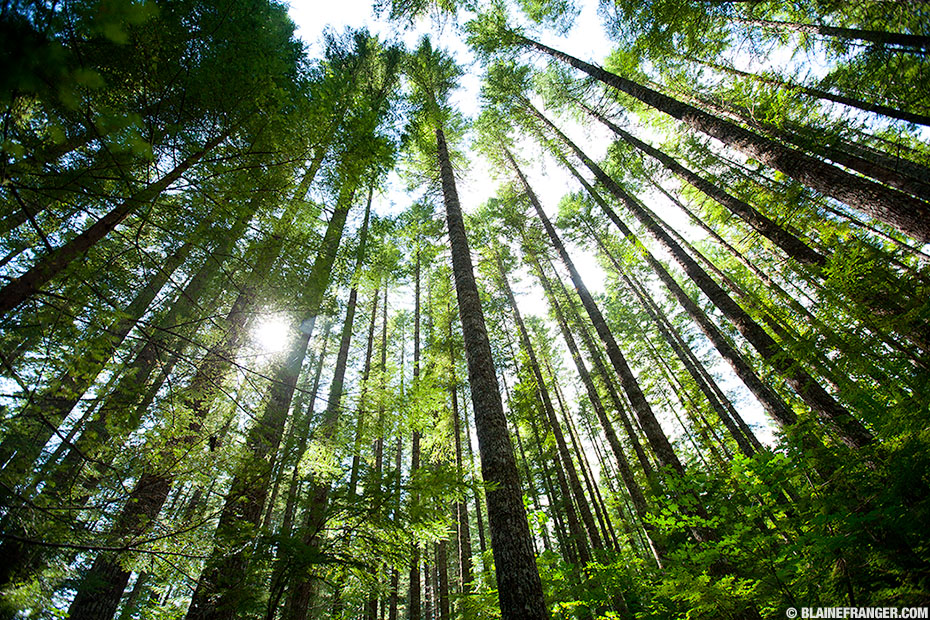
<box><xmin>436</xmin><ymin>127</ymin><xmax>548</xmax><ymax>619</ymax></box>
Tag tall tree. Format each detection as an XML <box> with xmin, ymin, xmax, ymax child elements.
<box><xmin>403</xmin><ymin>37</ymin><xmax>549</xmax><ymax>620</ymax></box>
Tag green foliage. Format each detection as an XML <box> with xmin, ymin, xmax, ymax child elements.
<box><xmin>2</xmin><ymin>0</ymin><xmax>930</xmax><ymax>617</ymax></box>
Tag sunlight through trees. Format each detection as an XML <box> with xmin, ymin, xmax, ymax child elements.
<box><xmin>1</xmin><ymin>0</ymin><xmax>928</xmax><ymax>618</ymax></box>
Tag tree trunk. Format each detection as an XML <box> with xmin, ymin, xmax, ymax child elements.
<box><xmin>504</xmin><ymin>147</ymin><xmax>685</xmax><ymax>476</ymax></box>
<box><xmin>516</xmin><ymin>35</ymin><xmax>930</xmax><ymax>242</ymax></box>
<box><xmin>550</xmin><ymin>375</ymin><xmax>613</xmax><ymax>548</ymax></box>
<box><xmin>282</xmin><ymin>185</ymin><xmax>365</xmax><ymax>619</ymax></box>
<box><xmin>66</xmin><ymin>171</ymin><xmax>342</xmax><ymax>620</ymax></box>
<box><xmin>365</xmin><ymin>280</ymin><xmax>389</xmax><ymax>620</ymax></box>
<box><xmin>409</xmin><ymin>248</ymin><xmax>422</xmax><ymax>620</ymax></box>
<box><xmin>462</xmin><ymin>395</ymin><xmax>489</xmax><ymax>557</ymax></box>
<box><xmin>437</xmin><ymin>541</ymin><xmax>450</xmax><ymax>620</ymax></box>
<box><xmin>0</xmin><ymin>135</ymin><xmax>225</xmax><ymax>318</ymax></box>
<box><xmin>529</xmin><ymin>255</ymin><xmax>664</xmax><ymax>566</ymax></box>
<box><xmin>689</xmin><ymin>55</ymin><xmax>930</xmax><ymax>127</ymax></box>
<box><xmin>590</xmin><ymin>228</ymin><xmax>761</xmax><ymax>456</ymax></box>
<box><xmin>735</xmin><ymin>16</ymin><xmax>930</xmax><ymax>52</ymax></box>
<box><xmin>264</xmin><ymin>323</ymin><xmax>332</xmax><ymax>620</ymax></box>
<box><xmin>0</xmin><ymin>240</ymin><xmax>193</xmax><ymax>482</ymax></box>
<box><xmin>448</xmin><ymin>320</ymin><xmax>474</xmax><ymax>591</ymax></box>
<box><xmin>349</xmin><ymin>287</ymin><xmax>382</xmax><ymax>496</ymax></box>
<box><xmin>673</xmin><ymin>86</ymin><xmax>930</xmax><ymax>203</ymax></box>
<box><xmin>582</xmin><ymin>103</ymin><xmax>826</xmax><ymax>267</ymax></box>
<box><xmin>536</xmin><ymin>107</ymin><xmax>875</xmax><ymax>450</ymax></box>
<box><xmin>66</xmin><ymin>472</ymin><xmax>173</xmax><ymax>620</ymax></box>
<box><xmin>435</xmin><ymin>127</ymin><xmax>548</xmax><ymax>619</ymax></box>
<box><xmin>36</xmin><ymin>200</ymin><xmax>258</xmax><ymax>505</ymax></box>
<box><xmin>496</xmin><ymin>253</ymin><xmax>601</xmax><ymax>557</ymax></box>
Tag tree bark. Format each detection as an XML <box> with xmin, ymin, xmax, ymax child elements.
<box><xmin>448</xmin><ymin>319</ymin><xmax>474</xmax><ymax>591</ymax></box>
<box><xmin>409</xmin><ymin>248</ymin><xmax>422</xmax><ymax>620</ymax></box>
<box><xmin>0</xmin><ymin>240</ymin><xmax>193</xmax><ymax>483</ymax></box>
<box><xmin>349</xmin><ymin>287</ymin><xmax>382</xmax><ymax>497</ymax></box>
<box><xmin>516</xmin><ymin>35</ymin><xmax>930</xmax><ymax>242</ymax></box>
<box><xmin>436</xmin><ymin>127</ymin><xmax>548</xmax><ymax>619</ymax></box>
<box><xmin>280</xmin><ymin>187</ymin><xmax>364</xmax><ymax>620</ymax></box>
<box><xmin>264</xmin><ymin>325</ymin><xmax>332</xmax><ymax>620</ymax></box>
<box><xmin>0</xmin><ymin>135</ymin><xmax>225</xmax><ymax>318</ymax></box>
<box><xmin>529</xmin><ymin>255</ymin><xmax>664</xmax><ymax>566</ymax></box>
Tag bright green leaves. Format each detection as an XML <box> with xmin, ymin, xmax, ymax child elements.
<box><xmin>465</xmin><ymin>5</ymin><xmax>524</xmax><ymax>61</ymax></box>
<box><xmin>515</xmin><ymin>0</ymin><xmax>578</xmax><ymax>34</ymax></box>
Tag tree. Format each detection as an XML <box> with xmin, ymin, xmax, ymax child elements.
<box><xmin>403</xmin><ymin>36</ymin><xmax>549</xmax><ymax>620</ymax></box>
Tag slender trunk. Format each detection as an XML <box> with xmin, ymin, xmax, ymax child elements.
<box><xmin>65</xmin><ymin>472</ymin><xmax>173</xmax><ymax>620</ymax></box>
<box><xmin>529</xmin><ymin>255</ymin><xmax>664</xmax><ymax>566</ymax></box>
<box><xmin>449</xmin><ymin>319</ymin><xmax>474</xmax><ymax>591</ymax></box>
<box><xmin>562</xmin><ymin>405</ymin><xmax>622</xmax><ymax>552</ymax></box>
<box><xmin>0</xmin><ymin>135</ymin><xmax>225</xmax><ymax>318</ymax></box>
<box><xmin>550</xmin><ymin>375</ymin><xmax>613</xmax><ymax>547</ymax></box>
<box><xmin>67</xmin><ymin>172</ymin><xmax>340</xmax><ymax>620</ymax></box>
<box><xmin>365</xmin><ymin>280</ymin><xmax>389</xmax><ymax>620</ymax></box>
<box><xmin>186</xmin><ymin>181</ymin><xmax>364</xmax><ymax>620</ymax></box>
<box><xmin>349</xmin><ymin>287</ymin><xmax>382</xmax><ymax>496</ymax></box>
<box><xmin>507</xmin><ymin>389</ymin><xmax>549</xmax><ymax>554</ymax></box>
<box><xmin>537</xmin><ymin>109</ymin><xmax>874</xmax><ymax>450</ymax></box>
<box><xmin>462</xmin><ymin>395</ymin><xmax>489</xmax><ymax>556</ymax></box>
<box><xmin>548</xmin><ymin>267</ymin><xmax>658</xmax><ymax>483</ymax></box>
<box><xmin>437</xmin><ymin>541</ymin><xmax>450</xmax><ymax>620</ymax></box>
<box><xmin>593</xmin><ymin>232</ymin><xmax>760</xmax><ymax>456</ymax></box>
<box><xmin>517</xmin><ymin>36</ymin><xmax>930</xmax><ymax>241</ymax></box>
<box><xmin>388</xmin><ymin>431</ymin><xmax>402</xmax><ymax>620</ymax></box>
<box><xmin>424</xmin><ymin>558</ymin><xmax>433</xmax><ymax>620</ymax></box>
<box><xmin>281</xmin><ymin>323</ymin><xmax>331</xmax><ymax>537</ymax></box>
<box><xmin>735</xmin><ymin>16</ymin><xmax>930</xmax><ymax>51</ymax></box>
<box><xmin>504</xmin><ymin>147</ymin><xmax>684</xmax><ymax>475</ymax></box>
<box><xmin>582</xmin><ymin>104</ymin><xmax>826</xmax><ymax>267</ymax></box>
<box><xmin>282</xmin><ymin>185</ymin><xmax>365</xmax><ymax>619</ymax></box>
<box><xmin>496</xmin><ymin>254</ymin><xmax>601</xmax><ymax>556</ymax></box>
<box><xmin>264</xmin><ymin>323</ymin><xmax>332</xmax><ymax>620</ymax></box>
<box><xmin>409</xmin><ymin>249</ymin><xmax>422</xmax><ymax>620</ymax></box>
<box><xmin>435</xmin><ymin>127</ymin><xmax>548</xmax><ymax>619</ymax></box>
<box><xmin>0</xmin><ymin>240</ymin><xmax>193</xmax><ymax>480</ymax></box>
<box><xmin>688</xmin><ymin>55</ymin><xmax>930</xmax><ymax>127</ymax></box>
<box><xmin>675</xmin><ymin>86</ymin><xmax>930</xmax><ymax>203</ymax></box>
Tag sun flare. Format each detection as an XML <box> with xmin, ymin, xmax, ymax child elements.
<box><xmin>253</xmin><ymin>315</ymin><xmax>291</xmax><ymax>353</ymax></box>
